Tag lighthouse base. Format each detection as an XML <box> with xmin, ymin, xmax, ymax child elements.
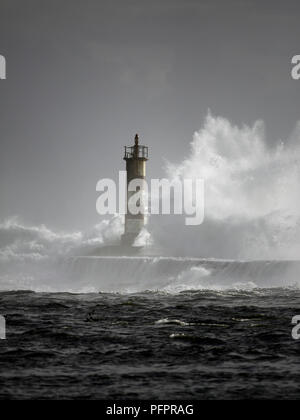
<box><xmin>92</xmin><ymin>243</ymin><xmax>144</xmax><ymax>257</ymax></box>
<box><xmin>121</xmin><ymin>232</ymin><xmax>140</xmax><ymax>246</ymax></box>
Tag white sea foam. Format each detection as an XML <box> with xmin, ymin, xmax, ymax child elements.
<box><xmin>153</xmin><ymin>113</ymin><xmax>300</xmax><ymax>260</ymax></box>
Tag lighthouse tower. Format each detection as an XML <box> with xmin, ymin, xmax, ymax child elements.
<box><xmin>122</xmin><ymin>134</ymin><xmax>149</xmax><ymax>246</ymax></box>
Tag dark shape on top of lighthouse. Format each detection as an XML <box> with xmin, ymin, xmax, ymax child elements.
<box><xmin>124</xmin><ymin>133</ymin><xmax>149</xmax><ymax>161</ymax></box>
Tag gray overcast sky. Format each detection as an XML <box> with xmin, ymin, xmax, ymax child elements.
<box><xmin>0</xmin><ymin>0</ymin><xmax>300</xmax><ymax>230</ymax></box>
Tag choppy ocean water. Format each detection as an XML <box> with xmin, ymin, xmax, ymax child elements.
<box><xmin>0</xmin><ymin>287</ymin><xmax>300</xmax><ymax>400</ymax></box>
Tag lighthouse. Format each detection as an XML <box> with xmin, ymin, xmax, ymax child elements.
<box><xmin>122</xmin><ymin>134</ymin><xmax>149</xmax><ymax>245</ymax></box>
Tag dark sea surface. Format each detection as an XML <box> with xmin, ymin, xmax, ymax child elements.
<box><xmin>0</xmin><ymin>288</ymin><xmax>300</xmax><ymax>400</ymax></box>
